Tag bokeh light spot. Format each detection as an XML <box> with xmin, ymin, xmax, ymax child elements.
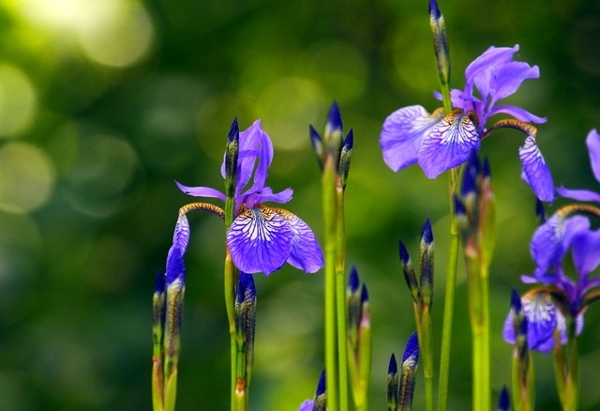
<box><xmin>256</xmin><ymin>77</ymin><xmax>326</xmax><ymax>150</ymax></box>
<box><xmin>64</xmin><ymin>134</ymin><xmax>139</xmax><ymax>217</ymax></box>
<box><xmin>0</xmin><ymin>142</ymin><xmax>55</xmax><ymax>214</ymax></box>
<box><xmin>77</xmin><ymin>1</ymin><xmax>154</xmax><ymax>67</ymax></box>
<box><xmin>16</xmin><ymin>0</ymin><xmax>154</xmax><ymax>68</ymax></box>
<box><xmin>306</xmin><ymin>40</ymin><xmax>368</xmax><ymax>104</ymax></box>
<box><xmin>0</xmin><ymin>65</ymin><xmax>37</xmax><ymax>138</ymax></box>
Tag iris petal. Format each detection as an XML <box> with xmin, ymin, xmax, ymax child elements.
<box><xmin>227</xmin><ymin>205</ymin><xmax>293</xmax><ymax>275</ymax></box>
<box><xmin>272</xmin><ymin>207</ymin><xmax>324</xmax><ymax>273</ymax></box>
<box><xmin>488</xmin><ymin>61</ymin><xmax>540</xmax><ymax>102</ymax></box>
<box><xmin>466</xmin><ymin>45</ymin><xmax>518</xmax><ymax>96</ymax></box>
<box><xmin>519</xmin><ymin>136</ymin><xmax>555</xmax><ymax>202</ymax></box>
<box><xmin>417</xmin><ymin>110</ymin><xmax>480</xmax><ymax>178</ymax></box>
<box><xmin>586</xmin><ymin>129</ymin><xmax>600</xmax><ymax>182</ymax></box>
<box><xmin>176</xmin><ymin>182</ymin><xmax>226</xmax><ymax>201</ymax></box>
<box><xmin>556</xmin><ymin>187</ymin><xmax>600</xmax><ymax>203</ymax></box>
<box><xmin>572</xmin><ymin>227</ymin><xmax>600</xmax><ymax>279</ymax></box>
<box><xmin>380</xmin><ymin>105</ymin><xmax>444</xmax><ymax>172</ymax></box>
<box><xmin>173</xmin><ymin>214</ymin><xmax>190</xmax><ymax>254</ymax></box>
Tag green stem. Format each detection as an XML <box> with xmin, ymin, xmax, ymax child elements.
<box><xmin>224</xmin><ymin>188</ymin><xmax>240</xmax><ymax>411</ymax></box>
<box><xmin>225</xmin><ymin>253</ymin><xmax>239</xmax><ymax>411</ymax></box>
<box><xmin>335</xmin><ymin>186</ymin><xmax>349</xmax><ymax>411</ymax></box>
<box><xmin>421</xmin><ymin>306</ymin><xmax>435</xmax><ymax>411</ymax></box>
<box><xmin>560</xmin><ymin>321</ymin><xmax>579</xmax><ymax>411</ymax></box>
<box><xmin>323</xmin><ymin>157</ymin><xmax>340</xmax><ymax>411</ymax></box>
<box><xmin>437</xmin><ymin>168</ymin><xmax>460</xmax><ymax>411</ymax></box>
<box><xmin>468</xmin><ymin>258</ymin><xmax>490</xmax><ymax>411</ymax></box>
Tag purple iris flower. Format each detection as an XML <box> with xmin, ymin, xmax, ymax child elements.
<box><xmin>502</xmin><ymin>211</ymin><xmax>599</xmax><ymax>353</ymax></box>
<box><xmin>557</xmin><ymin>129</ymin><xmax>600</xmax><ymax>203</ymax></box>
<box><xmin>504</xmin><ymin>128</ymin><xmax>600</xmax><ymax>352</ymax></box>
<box><xmin>176</xmin><ymin>120</ymin><xmax>323</xmax><ymax>275</ymax></box>
<box><xmin>380</xmin><ymin>44</ymin><xmax>555</xmax><ymax>202</ymax></box>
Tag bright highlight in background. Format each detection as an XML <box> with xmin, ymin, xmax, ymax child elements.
<box><xmin>16</xmin><ymin>0</ymin><xmax>154</xmax><ymax>67</ymax></box>
<box><xmin>0</xmin><ymin>65</ymin><xmax>37</xmax><ymax>138</ymax></box>
<box><xmin>0</xmin><ymin>142</ymin><xmax>55</xmax><ymax>214</ymax></box>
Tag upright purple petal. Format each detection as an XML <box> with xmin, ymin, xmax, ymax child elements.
<box><xmin>417</xmin><ymin>110</ymin><xmax>480</xmax><ymax>178</ymax></box>
<box><xmin>380</xmin><ymin>105</ymin><xmax>444</xmax><ymax>172</ymax></box>
<box><xmin>465</xmin><ymin>45</ymin><xmax>519</xmax><ymax>95</ymax></box>
<box><xmin>586</xmin><ymin>129</ymin><xmax>600</xmax><ymax>182</ymax></box>
<box><xmin>519</xmin><ymin>136</ymin><xmax>555</xmax><ymax>202</ymax></box>
<box><xmin>488</xmin><ymin>62</ymin><xmax>540</xmax><ymax>103</ymax></box>
<box><xmin>234</xmin><ymin>120</ymin><xmax>268</xmax><ymax>193</ymax></box>
<box><xmin>272</xmin><ymin>208</ymin><xmax>324</xmax><ymax>273</ymax></box>
<box><xmin>247</xmin><ymin>121</ymin><xmax>274</xmax><ymax>192</ymax></box>
<box><xmin>176</xmin><ymin>182</ymin><xmax>226</xmax><ymax>201</ymax></box>
<box><xmin>227</xmin><ymin>205</ymin><xmax>293</xmax><ymax>275</ymax></box>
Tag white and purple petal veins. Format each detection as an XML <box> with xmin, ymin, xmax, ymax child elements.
<box><xmin>519</xmin><ymin>136</ymin><xmax>555</xmax><ymax>202</ymax></box>
<box><xmin>273</xmin><ymin>208</ymin><xmax>324</xmax><ymax>273</ymax></box>
<box><xmin>417</xmin><ymin>110</ymin><xmax>480</xmax><ymax>178</ymax></box>
<box><xmin>380</xmin><ymin>105</ymin><xmax>445</xmax><ymax>172</ymax></box>
<box><xmin>227</xmin><ymin>205</ymin><xmax>294</xmax><ymax>275</ymax></box>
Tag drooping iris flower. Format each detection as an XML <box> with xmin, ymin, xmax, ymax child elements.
<box><xmin>502</xmin><ymin>128</ymin><xmax>600</xmax><ymax>353</ymax></box>
<box><xmin>176</xmin><ymin>120</ymin><xmax>323</xmax><ymax>275</ymax></box>
<box><xmin>380</xmin><ymin>44</ymin><xmax>555</xmax><ymax>202</ymax></box>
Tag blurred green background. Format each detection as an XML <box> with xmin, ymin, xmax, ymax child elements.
<box><xmin>1</xmin><ymin>0</ymin><xmax>600</xmax><ymax>409</ymax></box>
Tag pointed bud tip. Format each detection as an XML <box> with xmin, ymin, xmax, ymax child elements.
<box><xmin>429</xmin><ymin>0</ymin><xmax>441</xmax><ymax>19</ymax></box>
<box><xmin>398</xmin><ymin>241</ymin><xmax>411</xmax><ymax>265</ymax></box>
<box><xmin>421</xmin><ymin>218</ymin><xmax>433</xmax><ymax>245</ymax></box>
<box><xmin>497</xmin><ymin>385</ymin><xmax>510</xmax><ymax>411</ymax></box>
<box><xmin>361</xmin><ymin>283</ymin><xmax>369</xmax><ymax>305</ymax></box>
<box><xmin>402</xmin><ymin>331</ymin><xmax>420</xmax><ymax>363</ymax></box>
<box><xmin>388</xmin><ymin>353</ymin><xmax>398</xmax><ymax>375</ymax></box>
<box><xmin>154</xmin><ymin>269</ymin><xmax>166</xmax><ymax>294</ymax></box>
<box><xmin>316</xmin><ymin>369</ymin><xmax>326</xmax><ymax>396</ymax></box>
<box><xmin>348</xmin><ymin>266</ymin><xmax>360</xmax><ymax>293</ymax></box>
<box><xmin>326</xmin><ymin>101</ymin><xmax>342</xmax><ymax>132</ymax></box>
<box><xmin>343</xmin><ymin>129</ymin><xmax>354</xmax><ymax>149</ymax></box>
<box><xmin>228</xmin><ymin>117</ymin><xmax>239</xmax><ymax>142</ymax></box>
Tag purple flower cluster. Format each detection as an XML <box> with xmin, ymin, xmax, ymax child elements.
<box><xmin>504</xmin><ymin>129</ymin><xmax>600</xmax><ymax>353</ymax></box>
<box><xmin>380</xmin><ymin>45</ymin><xmax>554</xmax><ymax>202</ymax></box>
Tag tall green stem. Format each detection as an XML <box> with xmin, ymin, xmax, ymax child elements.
<box><xmin>224</xmin><ymin>186</ymin><xmax>241</xmax><ymax>411</ymax></box>
<box><xmin>335</xmin><ymin>187</ymin><xmax>349</xmax><ymax>410</ymax></box>
<box><xmin>437</xmin><ymin>167</ymin><xmax>459</xmax><ymax>411</ymax></box>
<box><xmin>467</xmin><ymin>257</ymin><xmax>490</xmax><ymax>411</ymax></box>
<box><xmin>323</xmin><ymin>157</ymin><xmax>340</xmax><ymax>411</ymax></box>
